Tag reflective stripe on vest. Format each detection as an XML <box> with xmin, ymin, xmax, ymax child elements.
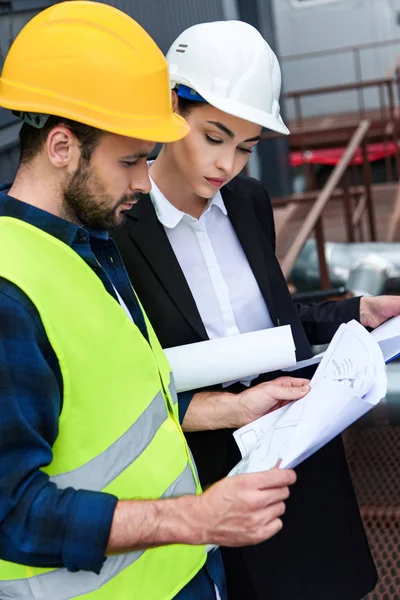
<box><xmin>0</xmin><ymin>464</ymin><xmax>196</xmax><ymax>600</ymax></box>
<box><xmin>169</xmin><ymin>374</ymin><xmax>178</xmax><ymax>405</ymax></box>
<box><xmin>49</xmin><ymin>390</ymin><xmax>167</xmax><ymax>491</ymax></box>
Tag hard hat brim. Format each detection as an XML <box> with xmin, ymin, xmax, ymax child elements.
<box><xmin>0</xmin><ymin>81</ymin><xmax>190</xmax><ymax>143</ymax></box>
<box><xmin>183</xmin><ymin>84</ymin><xmax>290</xmax><ymax>136</ymax></box>
<box><xmin>122</xmin><ymin>112</ymin><xmax>190</xmax><ymax>143</ymax></box>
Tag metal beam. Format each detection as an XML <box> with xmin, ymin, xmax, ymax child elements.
<box><xmin>221</xmin><ymin>0</ymin><xmax>239</xmax><ymax>20</ymax></box>
<box><xmin>281</xmin><ymin>120</ymin><xmax>371</xmax><ymax>278</ymax></box>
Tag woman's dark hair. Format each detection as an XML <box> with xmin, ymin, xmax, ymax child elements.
<box><xmin>175</xmin><ymin>88</ymin><xmax>208</xmax><ymax>117</ymax></box>
<box><xmin>19</xmin><ymin>115</ymin><xmax>102</xmax><ymax>166</ymax></box>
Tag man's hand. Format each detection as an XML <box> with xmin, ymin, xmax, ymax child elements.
<box><xmin>108</xmin><ymin>468</ymin><xmax>296</xmax><ymax>552</ymax></box>
<box><xmin>191</xmin><ymin>468</ymin><xmax>297</xmax><ymax>547</ymax></box>
<box><xmin>236</xmin><ymin>376</ymin><xmax>310</xmax><ymax>428</ymax></box>
<box><xmin>360</xmin><ymin>295</ymin><xmax>400</xmax><ymax>329</ymax></box>
<box><xmin>182</xmin><ymin>377</ymin><xmax>310</xmax><ymax>432</ymax></box>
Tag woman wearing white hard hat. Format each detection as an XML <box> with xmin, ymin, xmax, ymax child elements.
<box><xmin>112</xmin><ymin>21</ymin><xmax>377</xmax><ymax>600</ymax></box>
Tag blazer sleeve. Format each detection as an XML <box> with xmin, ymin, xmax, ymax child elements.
<box><xmin>251</xmin><ymin>179</ymin><xmax>362</xmax><ymax>345</ymax></box>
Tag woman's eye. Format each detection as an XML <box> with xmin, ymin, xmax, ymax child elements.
<box><xmin>238</xmin><ymin>147</ymin><xmax>253</xmax><ymax>154</ymax></box>
<box><xmin>205</xmin><ymin>134</ymin><xmax>222</xmax><ymax>145</ymax></box>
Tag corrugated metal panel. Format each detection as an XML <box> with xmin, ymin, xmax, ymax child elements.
<box><xmin>103</xmin><ymin>0</ymin><xmax>225</xmax><ymax>52</ymax></box>
<box><xmin>0</xmin><ymin>121</ymin><xmax>19</xmax><ymax>150</ymax></box>
<box><xmin>0</xmin><ymin>145</ymin><xmax>18</xmax><ymax>182</ymax></box>
<box><xmin>0</xmin><ymin>0</ymin><xmax>54</xmax><ymax>13</ymax></box>
<box><xmin>0</xmin><ymin>2</ymin><xmax>58</xmax><ymax>180</ymax></box>
<box><xmin>0</xmin><ymin>109</ymin><xmax>17</xmax><ymax>128</ymax></box>
<box><xmin>0</xmin><ymin>122</ymin><xmax>19</xmax><ymax>181</ymax></box>
<box><xmin>11</xmin><ymin>0</ymin><xmax>54</xmax><ymax>10</ymax></box>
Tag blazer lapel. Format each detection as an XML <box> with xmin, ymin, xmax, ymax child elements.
<box><xmin>222</xmin><ymin>185</ymin><xmax>279</xmax><ymax>324</ymax></box>
<box><xmin>126</xmin><ymin>194</ymin><xmax>208</xmax><ymax>340</ymax></box>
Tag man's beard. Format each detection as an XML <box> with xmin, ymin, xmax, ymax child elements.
<box><xmin>63</xmin><ymin>159</ymin><xmax>137</xmax><ymax>230</ymax></box>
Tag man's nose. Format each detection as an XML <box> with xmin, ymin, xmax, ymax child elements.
<box><xmin>130</xmin><ymin>163</ymin><xmax>151</xmax><ymax>195</ymax></box>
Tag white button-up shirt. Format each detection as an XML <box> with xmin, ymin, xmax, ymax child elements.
<box><xmin>150</xmin><ymin>177</ymin><xmax>274</xmax><ymax>385</ymax></box>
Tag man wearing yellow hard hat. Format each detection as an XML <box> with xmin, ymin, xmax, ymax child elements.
<box><xmin>0</xmin><ymin>2</ymin><xmax>298</xmax><ymax>599</ymax></box>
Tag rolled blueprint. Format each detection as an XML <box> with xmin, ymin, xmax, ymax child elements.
<box><xmin>164</xmin><ymin>326</ymin><xmax>296</xmax><ymax>393</ymax></box>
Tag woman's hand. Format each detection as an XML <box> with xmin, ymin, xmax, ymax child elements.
<box><xmin>236</xmin><ymin>376</ymin><xmax>310</xmax><ymax>428</ymax></box>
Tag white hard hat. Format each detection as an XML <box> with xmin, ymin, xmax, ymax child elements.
<box><xmin>167</xmin><ymin>20</ymin><xmax>289</xmax><ymax>135</ymax></box>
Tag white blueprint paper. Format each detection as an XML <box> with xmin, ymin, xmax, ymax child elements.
<box><xmin>370</xmin><ymin>314</ymin><xmax>400</xmax><ymax>362</ymax></box>
<box><xmin>231</xmin><ymin>320</ymin><xmax>387</xmax><ymax>475</ymax></box>
<box><xmin>286</xmin><ymin>314</ymin><xmax>400</xmax><ymax>372</ymax></box>
<box><xmin>164</xmin><ymin>326</ymin><xmax>296</xmax><ymax>393</ymax></box>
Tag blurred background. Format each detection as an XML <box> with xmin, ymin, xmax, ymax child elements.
<box><xmin>1</xmin><ymin>1</ymin><xmax>400</xmax><ymax>597</ymax></box>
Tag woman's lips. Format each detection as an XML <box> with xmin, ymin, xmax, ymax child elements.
<box><xmin>205</xmin><ymin>177</ymin><xmax>225</xmax><ymax>188</ymax></box>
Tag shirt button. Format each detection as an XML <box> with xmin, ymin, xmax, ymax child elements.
<box><xmin>77</xmin><ymin>231</ymin><xmax>88</xmax><ymax>243</ymax></box>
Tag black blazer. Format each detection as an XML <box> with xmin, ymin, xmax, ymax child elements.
<box><xmin>112</xmin><ymin>175</ymin><xmax>377</xmax><ymax>600</ymax></box>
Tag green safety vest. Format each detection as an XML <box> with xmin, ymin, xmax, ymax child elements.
<box><xmin>0</xmin><ymin>217</ymin><xmax>206</xmax><ymax>600</ymax></box>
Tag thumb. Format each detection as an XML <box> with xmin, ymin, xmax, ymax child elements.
<box><xmin>274</xmin><ymin>376</ymin><xmax>310</xmax><ymax>388</ymax></box>
<box><xmin>267</xmin><ymin>383</ymin><xmax>310</xmax><ymax>401</ymax></box>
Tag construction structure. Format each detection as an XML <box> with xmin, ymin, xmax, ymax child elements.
<box><xmin>269</xmin><ymin>22</ymin><xmax>400</xmax><ymax>599</ymax></box>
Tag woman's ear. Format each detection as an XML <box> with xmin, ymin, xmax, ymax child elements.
<box><xmin>171</xmin><ymin>89</ymin><xmax>179</xmax><ymax>112</ymax></box>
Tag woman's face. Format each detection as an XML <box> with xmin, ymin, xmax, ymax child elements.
<box><xmin>170</xmin><ymin>102</ymin><xmax>261</xmax><ymax>198</ymax></box>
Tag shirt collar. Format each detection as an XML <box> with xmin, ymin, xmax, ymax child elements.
<box><xmin>149</xmin><ymin>176</ymin><xmax>227</xmax><ymax>229</ymax></box>
<box><xmin>0</xmin><ymin>184</ymin><xmax>103</xmax><ymax>247</ymax></box>
<box><xmin>211</xmin><ymin>190</ymin><xmax>228</xmax><ymax>215</ymax></box>
<box><xmin>88</xmin><ymin>228</ymin><xmax>109</xmax><ymax>240</ymax></box>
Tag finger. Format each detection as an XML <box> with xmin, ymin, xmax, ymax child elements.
<box><xmin>258</xmin><ymin>518</ymin><xmax>283</xmax><ymax>542</ymax></box>
<box><xmin>289</xmin><ymin>377</ymin><xmax>310</xmax><ymax>387</ymax></box>
<box><xmin>251</xmin><ymin>468</ymin><xmax>297</xmax><ymax>490</ymax></box>
<box><xmin>266</xmin><ymin>383</ymin><xmax>310</xmax><ymax>401</ymax></box>
<box><xmin>274</xmin><ymin>377</ymin><xmax>310</xmax><ymax>388</ymax></box>
<box><xmin>273</xmin><ymin>399</ymin><xmax>295</xmax><ymax>411</ymax></box>
<box><xmin>267</xmin><ymin>501</ymin><xmax>286</xmax><ymax>520</ymax></box>
<box><xmin>261</xmin><ymin>502</ymin><xmax>286</xmax><ymax>527</ymax></box>
<box><xmin>261</xmin><ymin>486</ymin><xmax>291</xmax><ymax>506</ymax></box>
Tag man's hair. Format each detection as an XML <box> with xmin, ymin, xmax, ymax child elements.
<box><xmin>19</xmin><ymin>116</ymin><xmax>102</xmax><ymax>165</ymax></box>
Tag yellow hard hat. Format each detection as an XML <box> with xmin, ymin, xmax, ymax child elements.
<box><xmin>0</xmin><ymin>1</ymin><xmax>189</xmax><ymax>142</ymax></box>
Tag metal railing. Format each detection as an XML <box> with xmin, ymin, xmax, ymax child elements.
<box><xmin>276</xmin><ymin>120</ymin><xmax>374</xmax><ymax>288</ymax></box>
<box><xmin>263</xmin><ymin>79</ymin><xmax>400</xmax><ymax>183</ymax></box>
<box><xmin>281</xmin><ymin>37</ymin><xmax>400</xmax><ymax>118</ymax></box>
<box><xmin>286</xmin><ymin>76</ymin><xmax>397</xmax><ymax>130</ymax></box>
<box><xmin>281</xmin><ymin>37</ymin><xmax>400</xmax><ymax>65</ymax></box>
<box><xmin>263</xmin><ymin>40</ymin><xmax>400</xmax><ymax>171</ymax></box>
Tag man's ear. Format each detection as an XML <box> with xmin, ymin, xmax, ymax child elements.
<box><xmin>171</xmin><ymin>89</ymin><xmax>179</xmax><ymax>112</ymax></box>
<box><xmin>46</xmin><ymin>125</ymin><xmax>80</xmax><ymax>170</ymax></box>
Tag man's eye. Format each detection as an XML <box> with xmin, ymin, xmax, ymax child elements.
<box><xmin>120</xmin><ymin>160</ymin><xmax>138</xmax><ymax>167</ymax></box>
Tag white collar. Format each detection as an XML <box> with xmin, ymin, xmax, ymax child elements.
<box><xmin>149</xmin><ymin>175</ymin><xmax>227</xmax><ymax>229</ymax></box>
